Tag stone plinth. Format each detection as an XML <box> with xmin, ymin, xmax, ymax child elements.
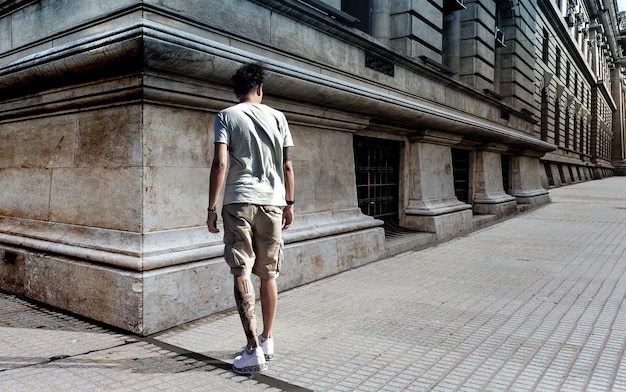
<box><xmin>511</xmin><ymin>154</ymin><xmax>551</xmax><ymax>205</ymax></box>
<box><xmin>473</xmin><ymin>147</ymin><xmax>517</xmax><ymax>217</ymax></box>
<box><xmin>402</xmin><ymin>131</ymin><xmax>473</xmax><ymax>238</ymax></box>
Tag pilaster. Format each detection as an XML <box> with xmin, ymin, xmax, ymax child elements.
<box><xmin>402</xmin><ymin>130</ymin><xmax>473</xmax><ymax>239</ymax></box>
<box><xmin>511</xmin><ymin>151</ymin><xmax>551</xmax><ymax>205</ymax></box>
<box><xmin>473</xmin><ymin>144</ymin><xmax>517</xmax><ymax>217</ymax></box>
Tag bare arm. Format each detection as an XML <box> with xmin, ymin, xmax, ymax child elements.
<box><xmin>282</xmin><ymin>147</ymin><xmax>295</xmax><ymax>230</ymax></box>
<box><xmin>207</xmin><ymin>143</ymin><xmax>227</xmax><ymax>233</ymax></box>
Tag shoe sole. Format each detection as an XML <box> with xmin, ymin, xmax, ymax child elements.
<box><xmin>233</xmin><ymin>363</ymin><xmax>268</xmax><ymax>374</ymax></box>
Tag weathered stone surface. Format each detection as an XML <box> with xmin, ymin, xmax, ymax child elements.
<box><xmin>0</xmin><ymin>115</ymin><xmax>76</xmax><ymax>169</ymax></box>
<box><xmin>511</xmin><ymin>154</ymin><xmax>550</xmax><ymax>204</ymax></box>
<box><xmin>143</xmin><ymin>167</ymin><xmax>209</xmax><ymax>231</ymax></box>
<box><xmin>405</xmin><ymin>137</ymin><xmax>468</xmax><ymax>214</ymax></box>
<box><xmin>77</xmin><ymin>106</ymin><xmax>142</xmax><ymax>167</ymax></box>
<box><xmin>143</xmin><ymin>105</ymin><xmax>211</xmax><ymax>168</ymax></box>
<box><xmin>8</xmin><ymin>0</ymin><xmax>131</xmax><ymax>49</ymax></box>
<box><xmin>50</xmin><ymin>167</ymin><xmax>142</xmax><ymax>231</ymax></box>
<box><xmin>0</xmin><ymin>169</ymin><xmax>51</xmax><ymax>220</ymax></box>
<box><xmin>473</xmin><ymin>149</ymin><xmax>517</xmax><ymax>217</ymax></box>
<box><xmin>404</xmin><ymin>209</ymin><xmax>474</xmax><ymax>239</ymax></box>
<box><xmin>0</xmin><ymin>247</ymin><xmax>144</xmax><ymax>333</ymax></box>
<box><xmin>142</xmin><ymin>257</ymin><xmax>231</xmax><ymax>335</ymax></box>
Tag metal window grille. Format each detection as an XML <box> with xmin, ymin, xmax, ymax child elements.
<box><xmin>354</xmin><ymin>136</ymin><xmax>400</xmax><ymax>222</ymax></box>
<box><xmin>341</xmin><ymin>0</ymin><xmax>371</xmax><ymax>34</ymax></box>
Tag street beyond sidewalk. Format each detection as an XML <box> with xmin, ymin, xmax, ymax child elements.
<box><xmin>1</xmin><ymin>177</ymin><xmax>625</xmax><ymax>391</ymax></box>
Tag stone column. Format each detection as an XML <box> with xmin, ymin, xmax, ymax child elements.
<box><xmin>371</xmin><ymin>0</ymin><xmax>391</xmax><ymax>44</ymax></box>
<box><xmin>473</xmin><ymin>144</ymin><xmax>517</xmax><ymax>217</ymax></box>
<box><xmin>401</xmin><ymin>130</ymin><xmax>473</xmax><ymax>239</ymax></box>
<box><xmin>442</xmin><ymin>8</ymin><xmax>461</xmax><ymax>72</ymax></box>
<box><xmin>510</xmin><ymin>152</ymin><xmax>551</xmax><ymax>205</ymax></box>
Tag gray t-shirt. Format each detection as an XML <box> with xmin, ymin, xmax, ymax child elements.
<box><xmin>214</xmin><ymin>102</ymin><xmax>294</xmax><ymax>206</ymax></box>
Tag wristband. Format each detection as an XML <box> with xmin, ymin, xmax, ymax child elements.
<box><xmin>286</xmin><ymin>200</ymin><xmax>295</xmax><ymax>205</ymax></box>
<box><xmin>208</xmin><ymin>206</ymin><xmax>217</xmax><ymax>213</ymax></box>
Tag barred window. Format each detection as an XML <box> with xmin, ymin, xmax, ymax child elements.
<box><xmin>341</xmin><ymin>0</ymin><xmax>371</xmax><ymax>34</ymax></box>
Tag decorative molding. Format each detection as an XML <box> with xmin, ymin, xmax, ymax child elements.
<box><xmin>0</xmin><ymin>20</ymin><xmax>555</xmax><ymax>153</ymax></box>
<box><xmin>0</xmin><ymin>208</ymin><xmax>382</xmax><ymax>271</ymax></box>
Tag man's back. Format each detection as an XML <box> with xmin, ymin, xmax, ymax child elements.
<box><xmin>214</xmin><ymin>102</ymin><xmax>294</xmax><ymax>206</ymax></box>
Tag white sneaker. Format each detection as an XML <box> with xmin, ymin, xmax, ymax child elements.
<box><xmin>258</xmin><ymin>334</ymin><xmax>274</xmax><ymax>361</ymax></box>
<box><xmin>233</xmin><ymin>346</ymin><xmax>267</xmax><ymax>374</ymax></box>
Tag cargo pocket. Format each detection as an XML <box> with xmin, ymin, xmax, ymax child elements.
<box><xmin>223</xmin><ymin>231</ymin><xmax>246</xmax><ymax>269</ymax></box>
<box><xmin>276</xmin><ymin>245</ymin><xmax>284</xmax><ymax>274</ymax></box>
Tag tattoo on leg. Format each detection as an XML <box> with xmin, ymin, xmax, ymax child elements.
<box><xmin>235</xmin><ymin>278</ymin><xmax>256</xmax><ymax>340</ymax></box>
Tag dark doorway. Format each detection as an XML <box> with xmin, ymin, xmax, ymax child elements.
<box><xmin>452</xmin><ymin>148</ymin><xmax>470</xmax><ymax>203</ymax></box>
<box><xmin>501</xmin><ymin>154</ymin><xmax>510</xmax><ymax>194</ymax></box>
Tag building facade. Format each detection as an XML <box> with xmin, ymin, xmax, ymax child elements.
<box><xmin>0</xmin><ymin>0</ymin><xmax>624</xmax><ymax>334</ymax></box>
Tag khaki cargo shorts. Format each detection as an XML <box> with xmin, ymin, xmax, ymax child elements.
<box><xmin>222</xmin><ymin>203</ymin><xmax>284</xmax><ymax>280</ymax></box>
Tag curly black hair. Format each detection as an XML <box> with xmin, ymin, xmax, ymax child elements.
<box><xmin>231</xmin><ymin>62</ymin><xmax>266</xmax><ymax>99</ymax></box>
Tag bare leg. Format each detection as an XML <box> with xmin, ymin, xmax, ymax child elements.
<box><xmin>260</xmin><ymin>278</ymin><xmax>277</xmax><ymax>338</ymax></box>
<box><xmin>234</xmin><ymin>275</ymin><xmax>259</xmax><ymax>349</ymax></box>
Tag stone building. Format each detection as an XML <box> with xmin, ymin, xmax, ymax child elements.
<box><xmin>0</xmin><ymin>0</ymin><xmax>624</xmax><ymax>334</ymax></box>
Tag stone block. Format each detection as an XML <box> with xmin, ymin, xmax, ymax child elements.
<box><xmin>142</xmin><ymin>257</ymin><xmax>232</xmax><ymax>335</ymax></box>
<box><xmin>473</xmin><ymin>149</ymin><xmax>517</xmax><ymax>217</ymax></box>
<box><xmin>316</xmin><ymin>132</ymin><xmax>358</xmax><ymax>211</ymax></box>
<box><xmin>515</xmin><ymin>192</ymin><xmax>551</xmax><ymax>206</ymax></box>
<box><xmin>511</xmin><ymin>154</ymin><xmax>550</xmax><ymax>206</ymax></box>
<box><xmin>143</xmin><ymin>167</ymin><xmax>209</xmax><ymax>231</ymax></box>
<box><xmin>459</xmin><ymin>56</ymin><xmax>494</xmax><ymax>80</ymax></box>
<box><xmin>460</xmin><ymin>75</ymin><xmax>493</xmax><ymax>92</ymax></box>
<box><xmin>461</xmin><ymin>0</ymin><xmax>495</xmax><ymax>22</ymax></box>
<box><xmin>143</xmin><ymin>105</ymin><xmax>211</xmax><ymax>167</ymax></box>
<box><xmin>408</xmin><ymin>75</ymin><xmax>445</xmax><ymax>102</ymax></box>
<box><xmin>77</xmin><ymin>106</ymin><xmax>142</xmax><ymax>167</ymax></box>
<box><xmin>460</xmin><ymin>39</ymin><xmax>493</xmax><ymax>61</ymax></box>
<box><xmin>271</xmin><ymin>14</ymin><xmax>355</xmax><ymax>71</ymax></box>
<box><xmin>0</xmin><ymin>115</ymin><xmax>76</xmax><ymax>169</ymax></box>
<box><xmin>403</xmin><ymin>209</ymin><xmax>473</xmax><ymax>239</ymax></box>
<box><xmin>280</xmin><ymin>227</ymin><xmax>385</xmax><ymax>290</ymax></box>
<box><xmin>0</xmin><ymin>169</ymin><xmax>51</xmax><ymax>220</ymax></box>
<box><xmin>0</xmin><ymin>247</ymin><xmax>144</xmax><ymax>333</ymax></box>
<box><xmin>147</xmin><ymin>0</ymin><xmax>272</xmax><ymax>46</ymax></box>
<box><xmin>407</xmin><ymin>2</ymin><xmax>441</xmax><ymax>30</ymax></box>
<box><xmin>9</xmin><ymin>0</ymin><xmax>137</xmax><ymax>49</ymax></box>
<box><xmin>411</xmin><ymin>19</ymin><xmax>442</xmax><ymax>51</ymax></box>
<box><xmin>291</xmin><ymin>125</ymin><xmax>357</xmax><ymax>213</ymax></box>
<box><xmin>50</xmin><ymin>167</ymin><xmax>142</xmax><ymax>231</ymax></box>
<box><xmin>473</xmin><ymin>200</ymin><xmax>517</xmax><ymax>217</ymax></box>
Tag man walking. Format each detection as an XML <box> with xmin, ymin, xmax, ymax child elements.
<box><xmin>207</xmin><ymin>62</ymin><xmax>295</xmax><ymax>374</ymax></box>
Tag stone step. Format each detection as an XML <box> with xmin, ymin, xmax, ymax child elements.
<box><xmin>472</xmin><ymin>214</ymin><xmax>498</xmax><ymax>230</ymax></box>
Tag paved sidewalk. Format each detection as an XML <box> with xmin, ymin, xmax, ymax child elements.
<box><xmin>1</xmin><ymin>177</ymin><xmax>626</xmax><ymax>391</ymax></box>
